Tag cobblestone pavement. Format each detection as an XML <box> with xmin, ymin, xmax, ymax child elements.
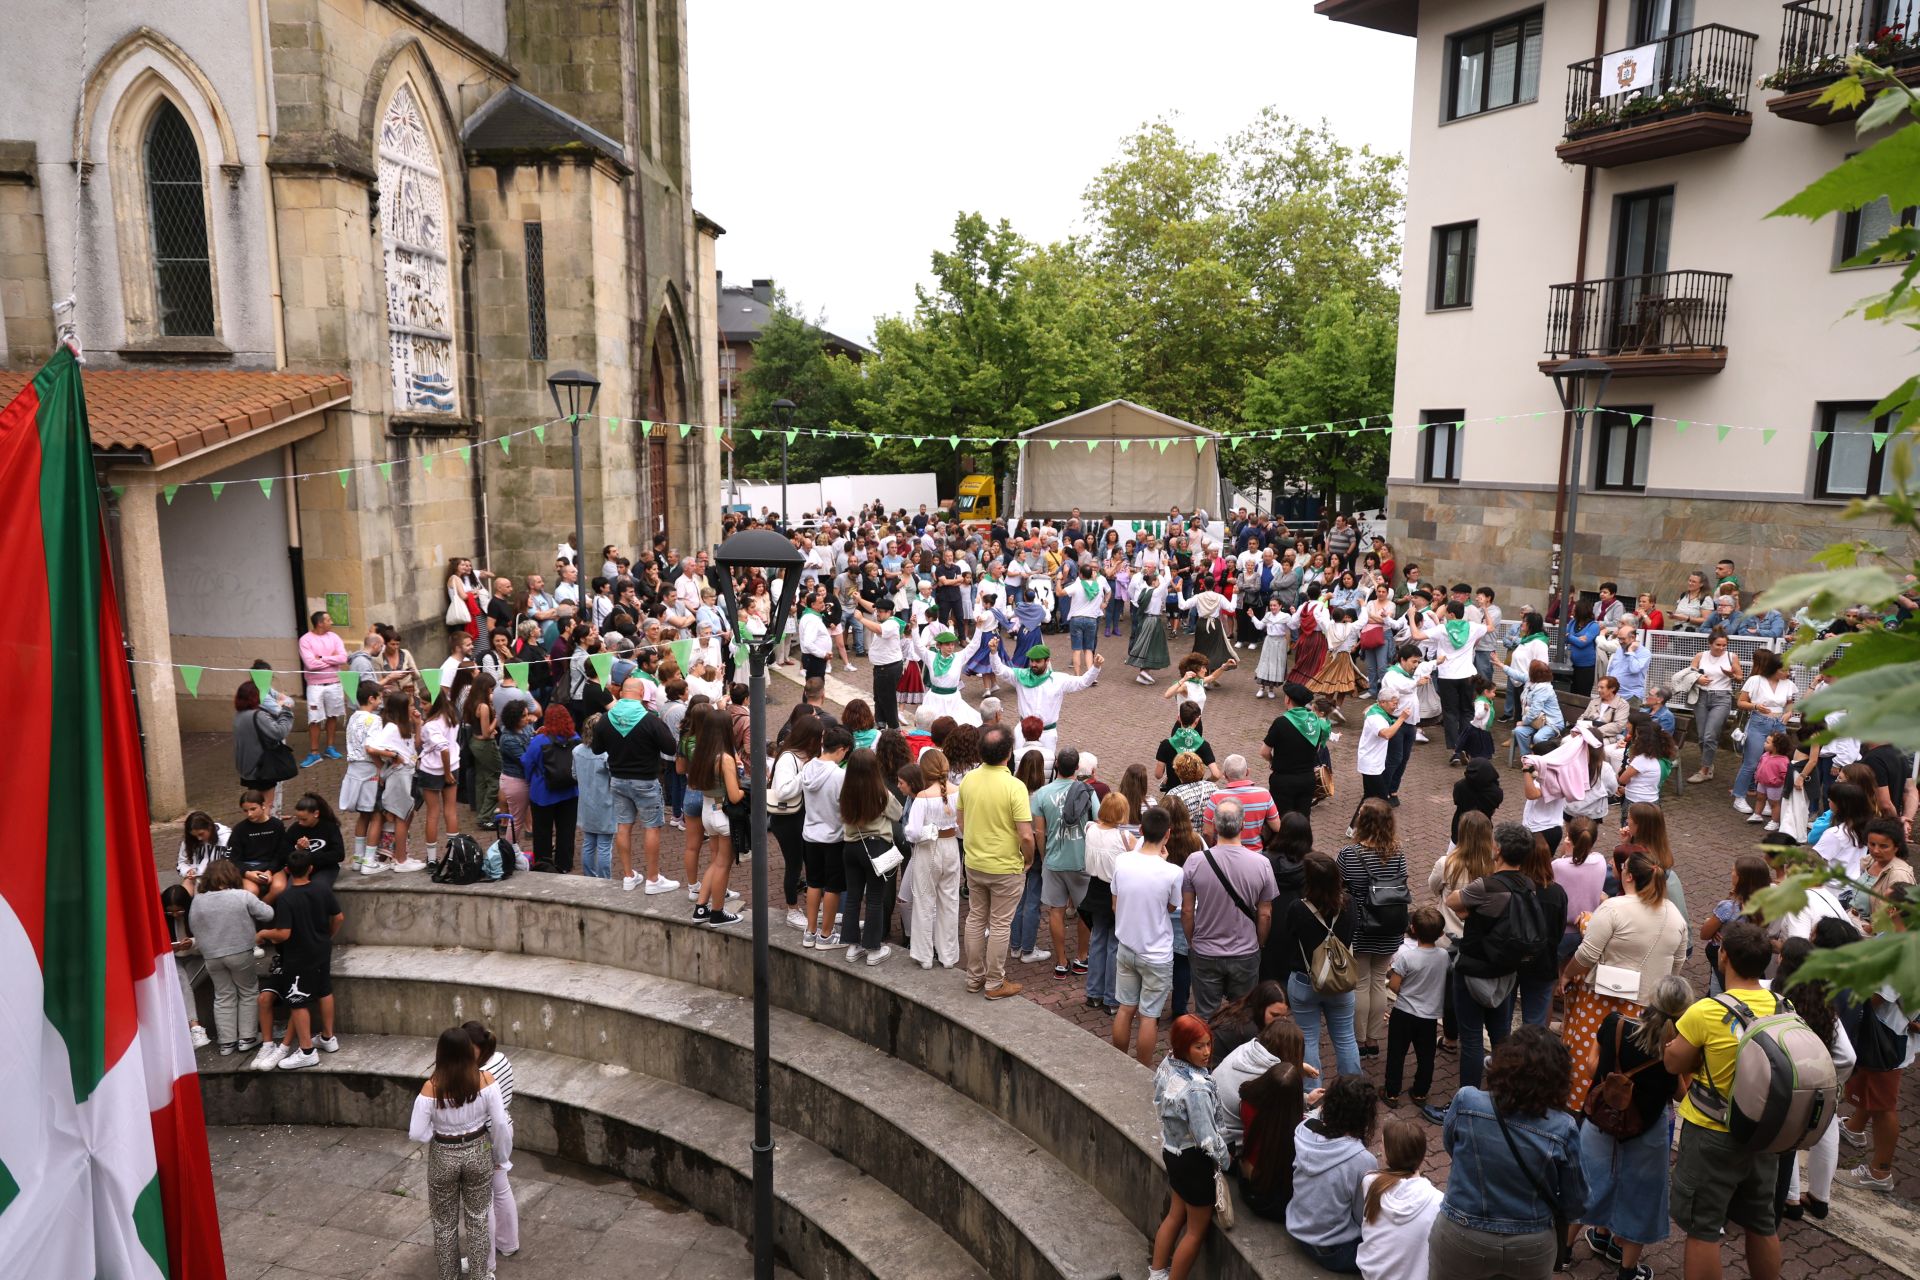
<box><xmin>211</xmin><ymin>1123</ymin><xmax>786</xmax><ymax>1280</ymax></box>
<box><xmin>164</xmin><ymin>625</ymin><xmax>1920</xmax><ymax>1278</ymax></box>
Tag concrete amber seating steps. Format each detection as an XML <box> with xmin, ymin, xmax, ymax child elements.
<box><xmin>277</xmin><ymin>875</ymin><xmax>1297</xmax><ymax>1278</ymax></box>
<box><xmin>198</xmin><ymin>1035</ymin><xmax>984</xmax><ymax>1280</ymax></box>
<box><xmin>321</xmin><ymin>944</ymin><xmax>1145</xmax><ymax>1280</ymax></box>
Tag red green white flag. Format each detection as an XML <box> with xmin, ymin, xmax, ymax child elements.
<box><xmin>0</xmin><ymin>347</ymin><xmax>226</xmax><ymax>1277</ymax></box>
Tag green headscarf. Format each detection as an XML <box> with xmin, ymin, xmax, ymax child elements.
<box><xmin>1170</xmin><ymin>726</ymin><xmax>1204</xmax><ymax>754</ymax></box>
<box><xmin>1079</xmin><ymin>575</ymin><xmax>1103</xmax><ymax>601</ymax></box>
<box><xmin>1443</xmin><ymin>618</ymin><xmax>1474</xmax><ymax>649</ymax></box>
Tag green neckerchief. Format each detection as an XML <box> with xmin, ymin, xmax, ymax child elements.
<box><xmin>1443</xmin><ymin>618</ymin><xmax>1473</xmax><ymax>649</ymax></box>
<box><xmin>1282</xmin><ymin>705</ymin><xmax>1331</xmax><ymax>748</ymax></box>
<box><xmin>930</xmin><ymin>650</ymin><xmax>958</xmax><ymax>678</ymax></box>
<box><xmin>1169</xmin><ymin>726</ymin><xmax>1204</xmax><ymax>754</ymax></box>
<box><xmin>1079</xmin><ymin>576</ymin><xmax>1102</xmax><ymax>601</ymax></box>
<box><xmin>1364</xmin><ymin>703</ymin><xmax>1393</xmax><ymax>723</ymax></box>
<box><xmin>802</xmin><ymin>607</ymin><xmax>823</xmax><ymax>619</ymax></box>
<box><xmin>1518</xmin><ymin>631</ymin><xmax>1548</xmax><ymax>646</ymax></box>
<box><xmin>607</xmin><ymin>699</ymin><xmax>647</xmax><ymax>734</ymax></box>
<box><xmin>636</xmin><ymin>668</ymin><xmax>659</xmax><ymax>685</ymax></box>
<box><xmin>1015</xmin><ymin>666</ymin><xmax>1051</xmax><ymax>688</ymax></box>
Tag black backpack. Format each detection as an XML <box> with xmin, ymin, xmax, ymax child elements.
<box><xmin>1476</xmin><ymin>872</ymin><xmax>1550</xmax><ymax>975</ymax></box>
<box><xmin>540</xmin><ymin>736</ymin><xmax>578</xmax><ymax>790</ymax></box>
<box><xmin>433</xmin><ymin>833</ymin><xmax>486</xmax><ymax>885</ymax></box>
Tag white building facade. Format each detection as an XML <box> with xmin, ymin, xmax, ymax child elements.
<box><xmin>1316</xmin><ymin>0</ymin><xmax>1917</xmax><ymax>609</ymax></box>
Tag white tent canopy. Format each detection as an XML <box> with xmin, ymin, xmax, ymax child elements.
<box><xmin>1012</xmin><ymin>400</ymin><xmax>1226</xmax><ymax>520</ymax></box>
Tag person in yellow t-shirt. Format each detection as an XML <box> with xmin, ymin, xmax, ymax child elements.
<box><xmin>956</xmin><ymin>725</ymin><xmax>1036</xmax><ymax>1000</ymax></box>
<box><xmin>1663</xmin><ymin>919</ymin><xmax>1782</xmax><ymax>1280</ymax></box>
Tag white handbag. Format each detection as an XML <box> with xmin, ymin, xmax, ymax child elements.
<box><xmin>1592</xmin><ymin>927</ymin><xmax>1668</xmax><ymax>1002</ymax></box>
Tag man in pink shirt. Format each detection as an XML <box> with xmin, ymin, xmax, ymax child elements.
<box><xmin>297</xmin><ymin>610</ymin><xmax>349</xmax><ymax>767</ymax></box>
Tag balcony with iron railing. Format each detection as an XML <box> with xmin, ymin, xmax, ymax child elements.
<box><xmin>1767</xmin><ymin>0</ymin><xmax>1920</xmax><ymax>123</ymax></box>
<box><xmin>1540</xmin><ymin>269</ymin><xmax>1731</xmax><ymax>376</ymax></box>
<box><xmin>1557</xmin><ymin>24</ymin><xmax>1757</xmax><ymax>166</ymax></box>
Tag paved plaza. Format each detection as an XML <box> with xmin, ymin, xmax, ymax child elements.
<box><xmin>172</xmin><ymin>625</ymin><xmax>1920</xmax><ymax>1278</ymax></box>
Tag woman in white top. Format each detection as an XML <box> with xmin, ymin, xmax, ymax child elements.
<box><xmin>416</xmin><ymin>690</ymin><xmax>461</xmax><ymax>870</ymax></box>
<box><xmin>1686</xmin><ymin>627</ymin><xmax>1743</xmax><ymax>783</ymax></box>
<box><xmin>463</xmin><ymin>1021</ymin><xmax>520</xmax><ymax>1268</ymax></box>
<box><xmin>365</xmin><ymin>691</ymin><xmax>425</xmax><ymax>872</ymax></box>
<box><xmin>176</xmin><ymin>812</ymin><xmax>233</xmax><ymax>889</ymax></box>
<box><xmin>903</xmin><ymin>748</ymin><xmax>963</xmax><ymax>970</ymax></box>
<box><xmin>1731</xmin><ymin>647</ymin><xmax>1797</xmax><ymax>817</ymax></box>
<box><xmin>1616</xmin><ymin>720</ymin><xmax>1672</xmax><ymax>808</ymax></box>
<box><xmin>1081</xmin><ymin>792</ymin><xmax>1137</xmax><ymax>1013</ymax></box>
<box><xmin>408</xmin><ymin>1026</ymin><xmax>514</xmax><ymax>1280</ymax></box>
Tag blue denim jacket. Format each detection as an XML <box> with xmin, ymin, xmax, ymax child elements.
<box><xmin>1440</xmin><ymin>1087</ymin><xmax>1587</xmax><ymax>1233</ymax></box>
<box><xmin>1521</xmin><ymin>682</ymin><xmax>1564</xmax><ymax>731</ymax></box>
<box><xmin>1155</xmin><ymin>1057</ymin><xmax>1230</xmax><ymax>1170</ymax></box>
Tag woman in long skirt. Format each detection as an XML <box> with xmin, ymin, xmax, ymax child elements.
<box><xmin>1288</xmin><ymin>587</ymin><xmax>1330</xmax><ymax>684</ymax></box>
<box><xmin>1177</xmin><ymin>574</ymin><xmax>1237</xmax><ymax>675</ymax></box>
<box><xmin>1127</xmin><ymin>571</ymin><xmax>1173</xmax><ymax>685</ymax></box>
<box><xmin>1254</xmin><ymin>598</ymin><xmax>1292</xmax><ymax>699</ymax></box>
<box><xmin>1305</xmin><ymin>606</ymin><xmax>1362</xmax><ymax>722</ymax></box>
<box><xmin>966</xmin><ymin>601</ymin><xmax>1012</xmax><ymax>695</ymax></box>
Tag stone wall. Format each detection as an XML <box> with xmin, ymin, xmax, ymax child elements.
<box><xmin>1385</xmin><ymin>481</ymin><xmax>1914</xmax><ymax>606</ymax></box>
<box><xmin>0</xmin><ymin>142</ymin><xmax>54</xmax><ymax>365</ymax></box>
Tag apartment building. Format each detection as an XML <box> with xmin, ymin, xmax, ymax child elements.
<box><xmin>1314</xmin><ymin>0</ymin><xmax>1917</xmax><ymax>609</ymax></box>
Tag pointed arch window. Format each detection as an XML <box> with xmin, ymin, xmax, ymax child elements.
<box><xmin>377</xmin><ymin>82</ymin><xmax>455</xmax><ymax>413</ymax></box>
<box><xmin>144</xmin><ymin>100</ymin><xmax>215</xmax><ymax>337</ymax></box>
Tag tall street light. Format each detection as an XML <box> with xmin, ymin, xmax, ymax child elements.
<box><xmin>770</xmin><ymin>397</ymin><xmax>796</xmax><ymax>527</ymax></box>
<box><xmin>1547</xmin><ymin>358</ymin><xmax>1613</xmax><ymax>665</ymax></box>
<box><xmin>547</xmin><ymin>370</ymin><xmax>602</xmax><ymax>592</ymax></box>
<box><xmin>712</xmin><ymin>529</ymin><xmax>804</xmax><ymax>1280</ymax></box>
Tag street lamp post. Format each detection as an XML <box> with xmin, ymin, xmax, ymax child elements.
<box><xmin>712</xmin><ymin>529</ymin><xmax>805</xmax><ymax>1280</ymax></box>
<box><xmin>771</xmin><ymin>398</ymin><xmax>796</xmax><ymax>527</ymax></box>
<box><xmin>1547</xmin><ymin>358</ymin><xmax>1613</xmax><ymax>665</ymax></box>
<box><xmin>546</xmin><ymin>370</ymin><xmax>603</xmax><ymax>591</ymax></box>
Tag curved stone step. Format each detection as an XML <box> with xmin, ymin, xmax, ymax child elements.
<box><xmin>327</xmin><ymin>943</ymin><xmax>1143</xmax><ymax>1280</ymax></box>
<box><xmin>332</xmin><ymin>875</ymin><xmax>1302</xmax><ymax>1279</ymax></box>
<box><xmin>198</xmin><ymin>1033</ymin><xmax>986</xmax><ymax>1280</ymax></box>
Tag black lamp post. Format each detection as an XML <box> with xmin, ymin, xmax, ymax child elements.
<box><xmin>1547</xmin><ymin>358</ymin><xmax>1613</xmax><ymax>664</ymax></box>
<box><xmin>770</xmin><ymin>398</ymin><xmax>796</xmax><ymax>527</ymax></box>
<box><xmin>547</xmin><ymin>370</ymin><xmax>603</xmax><ymax>592</ymax></box>
<box><xmin>712</xmin><ymin>528</ymin><xmax>805</xmax><ymax>1280</ymax></box>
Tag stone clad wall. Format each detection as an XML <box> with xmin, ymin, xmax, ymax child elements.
<box><xmin>1386</xmin><ymin>481</ymin><xmax>1911</xmax><ymax>606</ymax></box>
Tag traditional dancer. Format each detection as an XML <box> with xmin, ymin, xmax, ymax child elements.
<box><xmin>1306</xmin><ymin>601</ymin><xmax>1362</xmax><ymax>723</ymax></box>
<box><xmin>915</xmin><ymin>623</ymin><xmax>983</xmax><ymax>726</ymax></box>
<box><xmin>966</xmin><ymin>591</ymin><xmax>1013</xmax><ymax>697</ymax></box>
<box><xmin>990</xmin><ymin>644</ymin><xmax>1102</xmax><ymax>760</ymax></box>
<box><xmin>1127</xmin><ymin>567</ymin><xmax>1172</xmax><ymax>685</ymax></box>
<box><xmin>1254</xmin><ymin>596</ymin><xmax>1293</xmax><ymax>699</ymax></box>
<box><xmin>1160</xmin><ymin>653</ymin><xmax>1224</xmax><ymax>713</ymax></box>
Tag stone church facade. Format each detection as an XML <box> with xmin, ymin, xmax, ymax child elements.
<box><xmin>0</xmin><ymin>0</ymin><xmax>721</xmax><ymax>813</ymax></box>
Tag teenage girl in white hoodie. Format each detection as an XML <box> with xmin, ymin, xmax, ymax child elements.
<box><xmin>1358</xmin><ymin>1118</ymin><xmax>1442</xmax><ymax>1280</ymax></box>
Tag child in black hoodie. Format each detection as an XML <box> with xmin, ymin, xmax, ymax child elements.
<box><xmin>280</xmin><ymin>793</ymin><xmax>347</xmax><ymax>891</ymax></box>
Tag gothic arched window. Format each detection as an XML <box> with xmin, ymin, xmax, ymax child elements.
<box><xmin>144</xmin><ymin>100</ymin><xmax>214</xmax><ymax>337</ymax></box>
<box><xmin>377</xmin><ymin>83</ymin><xmax>455</xmax><ymax>413</ymax></box>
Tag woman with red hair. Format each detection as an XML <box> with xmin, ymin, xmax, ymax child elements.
<box><xmin>1150</xmin><ymin>1014</ymin><xmax>1230</xmax><ymax>1280</ymax></box>
<box><xmin>519</xmin><ymin>705</ymin><xmax>580</xmax><ymax>873</ymax></box>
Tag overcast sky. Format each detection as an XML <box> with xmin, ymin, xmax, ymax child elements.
<box><xmin>686</xmin><ymin>2</ymin><xmax>1417</xmax><ymax>346</ymax></box>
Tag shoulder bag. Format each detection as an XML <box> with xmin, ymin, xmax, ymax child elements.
<box><xmin>1202</xmin><ymin>847</ymin><xmax>1259</xmax><ymax>924</ymax></box>
<box><xmin>250</xmin><ymin>711</ymin><xmax>300</xmax><ymax>785</ymax></box>
<box><xmin>1592</xmin><ymin>914</ymin><xmax>1672</xmax><ymax>1003</ymax></box>
<box><xmin>1583</xmin><ymin>1017</ymin><xmax>1659</xmax><ymax>1140</ymax></box>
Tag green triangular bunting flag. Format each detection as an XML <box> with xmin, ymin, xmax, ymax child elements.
<box><xmin>589</xmin><ymin>651</ymin><xmax>614</xmax><ymax>684</ymax></box>
<box><xmin>785</xmin><ymin>430</ymin><xmax>799</xmax><ymax>446</ymax></box>
<box><xmin>678</xmin><ymin>422</ymin><xmax>693</xmax><ymax>439</ymax></box>
<box><xmin>1814</xmin><ymin>430</ymin><xmax>1831</xmax><ymax>448</ymax></box>
<box><xmin>734</xmin><ymin>644</ymin><xmax>750</xmax><ymax>670</ymax></box>
<box><xmin>506</xmin><ymin>661</ymin><xmax>530</xmax><ymax>688</ymax></box>
<box><xmin>250</xmin><ymin>668</ymin><xmax>273</xmax><ymax>701</ymax></box>
<box><xmin>378</xmin><ymin>462</ymin><xmax>394</xmax><ymax>482</ymax></box>
<box><xmin>1086</xmin><ymin>439</ymin><xmax>1099</xmax><ymax>453</ymax></box>
<box><xmin>1047</xmin><ymin>439</ymin><xmax>1060</xmax><ymax>450</ymax></box>
<box><xmin>110</xmin><ymin>485</ymin><xmax>124</xmax><ymax>498</ymax></box>
<box><xmin>337</xmin><ymin>469</ymin><xmax>350</xmax><ymax>488</ymax></box>
<box><xmin>912</xmin><ymin>437</ymin><xmax>925</xmax><ymax>448</ymax></box>
<box><xmin>209</xmin><ymin>482</ymin><xmax>225</xmax><ymax>501</ymax></box>
<box><xmin>1628</xmin><ymin>413</ymin><xmax>1643</xmax><ymax>427</ymax></box>
<box><xmin>1195</xmin><ymin>436</ymin><xmax>1208</xmax><ymax>452</ymax></box>
<box><xmin>947</xmin><ymin>435</ymin><xmax>961</xmax><ymax>450</ymax></box>
<box><xmin>751</xmin><ymin>428</ymin><xmax>763</xmax><ymax>440</ymax></box>
<box><xmin>1155</xmin><ymin>439</ymin><xmax>1170</xmax><ymax>454</ymax></box>
<box><xmin>421</xmin><ymin>452</ymin><xmax>434</xmax><ymax>473</ymax></box>
<box><xmin>641</xmin><ymin>420</ymin><xmax>654</xmax><ymax>436</ymax></box>
<box><xmin>1015</xmin><ymin>439</ymin><xmax>1028</xmax><ymax>451</ymax></box>
<box><xmin>1119</xmin><ymin>439</ymin><xmax>1131</xmax><ymax>452</ymax></box>
<box><xmin>1716</xmin><ymin>424</ymin><xmax>1731</xmax><ymax>442</ymax></box>
<box><xmin>459</xmin><ymin>444</ymin><xmax>471</xmax><ymax>463</ymax></box>
<box><xmin>1762</xmin><ymin>428</ymin><xmax>1777</xmax><ymax>445</ymax></box>
<box><xmin>671</xmin><ymin>639</ymin><xmax>694</xmax><ymax>669</ymax></box>
<box><xmin>339</xmin><ymin>669</ymin><xmax>358</xmax><ymax>707</ymax></box>
<box><xmin>258</xmin><ymin>477</ymin><xmax>274</xmax><ymax>498</ymax></box>
<box><xmin>421</xmin><ymin>668</ymin><xmax>442</xmax><ymax>702</ymax></box>
<box><xmin>179</xmin><ymin>665</ymin><xmax>203</xmax><ymax>697</ymax></box>
<box><xmin>533</xmin><ymin>424</ymin><xmax>546</xmax><ymax>443</ymax></box>
<box><xmin>1675</xmin><ymin>419</ymin><xmax>1691</xmax><ymax>434</ymax></box>
<box><xmin>499</xmin><ymin>435</ymin><xmax>511</xmax><ymax>456</ymax></box>
<box><xmin>163</xmin><ymin>484</ymin><xmax>179</xmax><ymax>504</ymax></box>
<box><xmin>1873</xmin><ymin>431</ymin><xmax>1891</xmax><ymax>452</ymax></box>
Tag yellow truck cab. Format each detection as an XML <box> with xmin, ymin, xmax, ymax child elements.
<box><xmin>956</xmin><ymin>474</ymin><xmax>997</xmax><ymax>522</ymax></box>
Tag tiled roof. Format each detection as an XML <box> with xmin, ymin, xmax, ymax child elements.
<box><xmin>1</xmin><ymin>367</ymin><xmax>351</xmax><ymax>467</ymax></box>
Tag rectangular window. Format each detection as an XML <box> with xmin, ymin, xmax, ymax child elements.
<box><xmin>524</xmin><ymin>222</ymin><xmax>548</xmax><ymax>362</ymax></box>
<box><xmin>719</xmin><ymin>347</ymin><xmax>737</xmax><ymax>371</ymax></box>
<box><xmin>1448</xmin><ymin>11</ymin><xmax>1543</xmax><ymax>120</ymax></box>
<box><xmin>1432</xmin><ymin>223</ymin><xmax>1477</xmax><ymax>309</ymax></box>
<box><xmin>1593</xmin><ymin>406</ymin><xmax>1653</xmax><ymax>492</ymax></box>
<box><xmin>1814</xmin><ymin>401</ymin><xmax>1901</xmax><ymax>497</ymax></box>
<box><xmin>1420</xmin><ymin>411</ymin><xmax>1464</xmax><ymax>483</ymax></box>
<box><xmin>1840</xmin><ymin>195</ymin><xmax>1916</xmax><ymax>263</ymax></box>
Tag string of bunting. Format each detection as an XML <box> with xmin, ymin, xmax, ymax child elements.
<box><xmin>98</xmin><ymin>404</ymin><xmax>1858</xmax><ymax>503</ymax></box>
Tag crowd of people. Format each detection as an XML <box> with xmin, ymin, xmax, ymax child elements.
<box><xmin>175</xmin><ymin>503</ymin><xmax>1920</xmax><ymax>1280</ymax></box>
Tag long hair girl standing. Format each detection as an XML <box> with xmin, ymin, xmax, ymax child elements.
<box><xmin>688</xmin><ymin>706</ymin><xmax>746</xmax><ymax>927</ymax></box>
<box><xmin>408</xmin><ymin>1026</ymin><xmax>513</xmax><ymax>1280</ymax></box>
<box><xmin>903</xmin><ymin>747</ymin><xmax>962</xmax><ymax>969</ymax></box>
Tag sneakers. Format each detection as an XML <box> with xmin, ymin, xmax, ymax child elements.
<box><xmin>1148</xmin><ymin>1268</ymin><xmax>1171</xmax><ymax>1280</ymax></box>
<box><xmin>251</xmin><ymin>1043</ymin><xmax>289</xmax><ymax>1071</ymax></box>
<box><xmin>1747</xmin><ymin>811</ymin><xmax>1766</xmax><ymax>824</ymax></box>
<box><xmin>358</xmin><ymin>857</ymin><xmax>389</xmax><ymax>875</ymax></box>
<box><xmin>1840</xmin><ymin>1121</ymin><xmax>1870</xmax><ymax>1148</ymax></box>
<box><xmin>844</xmin><ymin>663</ymin><xmax>859</xmax><ymax>672</ymax></box>
<box><xmin>786</xmin><ymin>908</ymin><xmax>809</xmax><ymax>930</ymax></box>
<box><xmin>189</xmin><ymin>1025</ymin><xmax>211</xmax><ymax>1049</ymax></box>
<box><xmin>1733</xmin><ymin>796</ymin><xmax>1754</xmax><ymax>816</ymax></box>
<box><xmin>1418</xmin><ymin>1103</ymin><xmax>1448</xmax><ymax>1125</ymax></box>
<box><xmin>314</xmin><ymin>1034</ymin><xmax>340</xmax><ymax>1053</ymax></box>
<box><xmin>984</xmin><ymin>982</ymin><xmax>1024</xmax><ymax>1000</ymax></box>
<box><xmin>1583</xmin><ymin>1227</ymin><xmax>1623</xmax><ymax>1266</ymax></box>
<box><xmin>1135</xmin><ymin>672</ymin><xmax>1154</xmax><ymax>685</ymax></box>
<box><xmin>706</xmin><ymin>909</ymin><xmax>742</xmax><ymax>927</ymax></box>
<box><xmin>1763</xmin><ymin>820</ymin><xmax>1780</xmax><ymax>832</ymax></box>
<box><xmin>1070</xmin><ymin>958</ymin><xmax>1089</xmax><ymax>975</ymax></box>
<box><xmin>693</xmin><ymin>904</ymin><xmax>711</xmax><ymax>922</ymax></box>
<box><xmin>1020</xmin><ymin>948</ymin><xmax>1052</xmax><ymax>964</ymax></box>
<box><xmin>1414</xmin><ymin>730</ymin><xmax>1430</xmax><ymax>744</ymax></box>
<box><xmin>865</xmin><ymin>944</ymin><xmax>892</xmax><ymax>966</ymax></box>
<box><xmin>323</xmin><ymin>746</ymin><xmax>343</xmax><ymax>760</ymax></box>
<box><xmin>1848</xmin><ymin>1163</ymin><xmax>1895</xmax><ymax>1192</ymax></box>
<box><xmin>644</xmin><ymin>876</ymin><xmax>681</xmax><ymax>895</ymax></box>
<box><xmin>802</xmin><ymin>931</ymin><xmax>819</xmax><ymax>949</ymax></box>
<box><xmin>278</xmin><ymin>1047</ymin><xmax>319</xmax><ymax>1071</ymax></box>
<box><xmin>219</xmin><ymin>1042</ymin><xmax>238</xmax><ymax>1057</ymax></box>
<box><xmin>725</xmin><ymin>888</ymin><xmax>742</xmax><ymax>901</ymax></box>
<box><xmin>1804</xmin><ymin>1195</ymin><xmax>1830</xmax><ymax>1219</ymax></box>
<box><xmin>234</xmin><ymin>1037</ymin><xmax>261</xmax><ymax>1054</ymax></box>
<box><xmin>299</xmin><ymin>752</ymin><xmax>323</xmax><ymax>769</ymax></box>
<box><xmin>917</xmin><ymin>958</ymin><xmax>934</xmax><ymax>970</ymax></box>
<box><xmin>1687</xmin><ymin>768</ymin><xmax>1713</xmax><ymax>784</ymax></box>
<box><xmin>622</xmin><ymin>872</ymin><xmax>643</xmax><ymax>892</ymax></box>
<box><xmin>688</xmin><ymin>885</ymin><xmax>700</xmax><ymax>902</ymax></box>
<box><xmin>846</xmin><ymin>944</ymin><xmax>868</xmax><ymax>963</ymax></box>
<box><xmin>390</xmin><ymin>858</ymin><xmax>428</xmax><ymax>873</ymax></box>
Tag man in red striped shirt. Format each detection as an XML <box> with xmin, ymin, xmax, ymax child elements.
<box><xmin>1203</xmin><ymin>755</ymin><xmax>1280</xmax><ymax>850</ymax></box>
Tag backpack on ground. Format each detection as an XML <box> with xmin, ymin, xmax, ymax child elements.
<box><xmin>1301</xmin><ymin>901</ymin><xmax>1357</xmax><ymax>996</ymax></box>
<box><xmin>432</xmin><ymin>833</ymin><xmax>486</xmax><ymax>885</ymax></box>
<box><xmin>1685</xmin><ymin>993</ymin><xmax>1838</xmax><ymax>1154</ymax></box>
<box><xmin>1476</xmin><ymin>872</ymin><xmax>1551</xmax><ymax>976</ymax></box>
<box><xmin>483</xmin><ymin>829</ymin><xmax>518</xmax><ymax>882</ymax></box>
<box><xmin>540</xmin><ymin>735</ymin><xmax>578</xmax><ymax>790</ymax></box>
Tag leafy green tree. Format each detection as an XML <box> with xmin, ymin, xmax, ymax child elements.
<box><xmin>1746</xmin><ymin>62</ymin><xmax>1920</xmax><ymax>1005</ymax></box>
<box><xmin>1236</xmin><ymin>291</ymin><xmax>1396</xmax><ymax>510</ymax></box>
<box><xmin>728</xmin><ymin>297</ymin><xmax>866</xmax><ymax>482</ymax></box>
